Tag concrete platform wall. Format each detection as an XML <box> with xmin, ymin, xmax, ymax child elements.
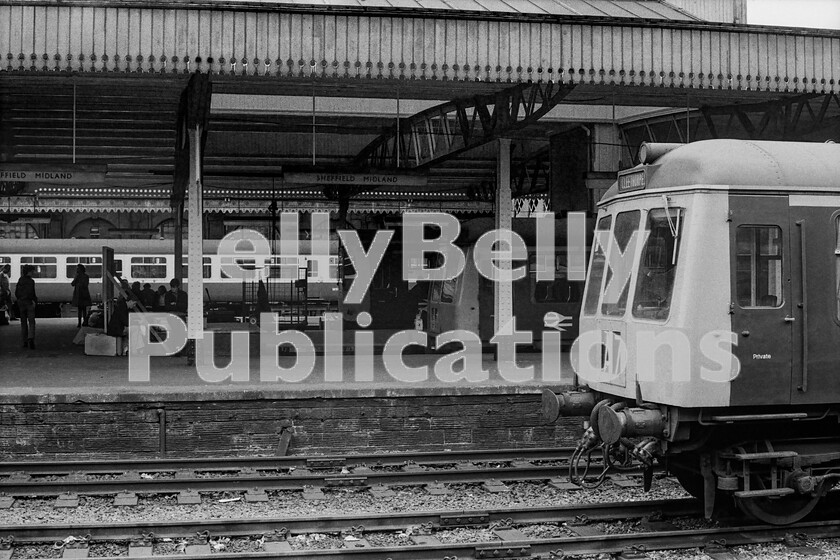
<box><xmin>0</xmin><ymin>394</ymin><xmax>582</xmax><ymax>459</ymax></box>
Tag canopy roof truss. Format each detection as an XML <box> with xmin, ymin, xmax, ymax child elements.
<box><xmin>355</xmin><ymin>82</ymin><xmax>574</xmax><ymax>170</ymax></box>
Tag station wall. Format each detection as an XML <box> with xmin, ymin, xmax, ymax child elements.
<box><xmin>0</xmin><ymin>393</ymin><xmax>581</xmax><ymax>458</ymax></box>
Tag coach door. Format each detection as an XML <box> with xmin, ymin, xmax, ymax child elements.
<box><xmin>728</xmin><ymin>195</ymin><xmax>792</xmax><ymax>406</ymax></box>
<box><xmin>788</xmin><ymin>202</ymin><xmax>840</xmax><ymax>405</ymax></box>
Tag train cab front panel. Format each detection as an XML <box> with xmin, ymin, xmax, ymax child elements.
<box><xmin>578</xmin><ymin>190</ymin><xmax>734</xmax><ymax>408</ymax></box>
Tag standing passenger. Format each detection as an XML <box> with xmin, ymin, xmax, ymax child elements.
<box><xmin>0</xmin><ymin>264</ymin><xmax>15</xmax><ymax>321</ymax></box>
<box><xmin>71</xmin><ymin>264</ymin><xmax>92</xmax><ymax>328</ymax></box>
<box><xmin>15</xmin><ymin>265</ymin><xmax>37</xmax><ymax>349</ymax></box>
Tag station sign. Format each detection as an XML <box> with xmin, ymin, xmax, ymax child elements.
<box><xmin>285</xmin><ymin>172</ymin><xmax>428</xmax><ymax>188</ymax></box>
<box><xmin>0</xmin><ymin>164</ymin><xmax>106</xmax><ymax>184</ymax></box>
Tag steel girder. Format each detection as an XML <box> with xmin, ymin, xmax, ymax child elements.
<box><xmin>355</xmin><ymin>82</ymin><xmax>574</xmax><ymax>171</ymax></box>
<box><xmin>620</xmin><ymin>93</ymin><xmax>840</xmax><ymax>167</ymax></box>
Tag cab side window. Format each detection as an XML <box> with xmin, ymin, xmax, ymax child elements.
<box><xmin>736</xmin><ymin>226</ymin><xmax>783</xmax><ymax>308</ymax></box>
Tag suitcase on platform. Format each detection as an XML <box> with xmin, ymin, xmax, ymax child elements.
<box><xmin>84</xmin><ymin>332</ymin><xmax>125</xmax><ymax>356</ymax></box>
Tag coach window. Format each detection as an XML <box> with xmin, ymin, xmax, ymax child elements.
<box><xmin>307</xmin><ymin>259</ymin><xmax>319</xmax><ymax>279</ymax></box>
<box><xmin>601</xmin><ymin>210</ymin><xmax>641</xmax><ymax>316</ymax></box>
<box><xmin>21</xmin><ymin>256</ymin><xmax>57</xmax><ymax>278</ymax></box>
<box><xmin>181</xmin><ymin>256</ymin><xmax>212</xmax><ymax>279</ymax></box>
<box><xmin>583</xmin><ymin>216</ymin><xmax>612</xmax><ymax>315</ymax></box>
<box><xmin>267</xmin><ymin>257</ymin><xmax>299</xmax><ymax>280</ymax></box>
<box><xmin>633</xmin><ymin>209</ymin><xmax>684</xmax><ymax>320</ymax></box>
<box><xmin>530</xmin><ymin>252</ymin><xmax>581</xmax><ymax>303</ymax></box>
<box><xmin>67</xmin><ymin>257</ymin><xmax>102</xmax><ymax>279</ymax></box>
<box><xmin>735</xmin><ymin>226</ymin><xmax>783</xmax><ymax>308</ymax></box>
<box><xmin>131</xmin><ymin>256</ymin><xmax>167</xmax><ymax>279</ymax></box>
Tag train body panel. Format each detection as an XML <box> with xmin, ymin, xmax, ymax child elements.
<box><xmin>1</xmin><ymin>238</ymin><xmax>341</xmax><ymax>305</ymax></box>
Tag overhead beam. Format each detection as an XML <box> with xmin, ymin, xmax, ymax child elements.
<box><xmin>620</xmin><ymin>93</ymin><xmax>840</xmax><ymax>163</ymax></box>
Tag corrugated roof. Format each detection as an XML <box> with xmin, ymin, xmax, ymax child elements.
<box><xmin>225</xmin><ymin>0</ymin><xmax>700</xmax><ymax>20</ymax></box>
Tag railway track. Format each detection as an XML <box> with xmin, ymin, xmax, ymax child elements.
<box><xmin>0</xmin><ymin>498</ymin><xmax>701</xmax><ymax>541</ymax></box>
<box><xmin>0</xmin><ymin>447</ymin><xmax>636</xmax><ymax>498</ymax></box>
<box><xmin>1</xmin><ymin>499</ymin><xmax>838</xmax><ymax>559</ymax></box>
<box><xmin>0</xmin><ymin>447</ymin><xmax>579</xmax><ymax>474</ymax></box>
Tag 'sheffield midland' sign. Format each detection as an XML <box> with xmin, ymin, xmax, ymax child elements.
<box><xmin>285</xmin><ymin>172</ymin><xmax>427</xmax><ymax>187</ymax></box>
<box><xmin>0</xmin><ymin>164</ymin><xmax>106</xmax><ymax>184</ymax></box>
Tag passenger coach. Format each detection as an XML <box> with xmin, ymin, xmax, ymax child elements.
<box><xmin>1</xmin><ymin>239</ymin><xmax>341</xmax><ymax>309</ymax></box>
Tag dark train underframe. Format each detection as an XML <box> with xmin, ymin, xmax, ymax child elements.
<box><xmin>544</xmin><ymin>389</ymin><xmax>840</xmax><ymax>525</ymax></box>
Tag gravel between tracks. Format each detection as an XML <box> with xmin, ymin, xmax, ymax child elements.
<box><xmin>5</xmin><ymin>475</ymin><xmax>840</xmax><ymax>559</ymax></box>
<box><xmin>0</xmin><ymin>477</ymin><xmax>688</xmax><ymax>525</ymax></box>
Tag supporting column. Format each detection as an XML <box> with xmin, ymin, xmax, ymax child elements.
<box><xmin>494</xmin><ymin>138</ymin><xmax>513</xmax><ymax>339</ymax></box>
<box><xmin>187</xmin><ymin>124</ymin><xmax>204</xmax><ymax>346</ymax></box>
<box><xmin>174</xmin><ymin>203</ymin><xmax>184</xmax><ymax>285</ymax></box>
<box><xmin>171</xmin><ymin>72</ymin><xmax>211</xmax><ymax>365</ymax></box>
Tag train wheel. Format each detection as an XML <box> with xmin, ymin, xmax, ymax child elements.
<box><xmin>736</xmin><ymin>492</ymin><xmax>820</xmax><ymax>525</ymax></box>
<box><xmin>668</xmin><ymin>455</ymin><xmax>704</xmax><ymax>501</ymax></box>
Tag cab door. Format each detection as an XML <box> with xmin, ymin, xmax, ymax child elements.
<box><xmin>728</xmin><ymin>195</ymin><xmax>792</xmax><ymax>406</ymax></box>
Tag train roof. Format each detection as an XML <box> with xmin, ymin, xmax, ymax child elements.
<box><xmin>0</xmin><ymin>238</ymin><xmax>219</xmax><ymax>254</ymax></box>
<box><xmin>0</xmin><ymin>238</ymin><xmax>338</xmax><ymax>254</ymax></box>
<box><xmin>600</xmin><ymin>140</ymin><xmax>840</xmax><ymax>206</ymax></box>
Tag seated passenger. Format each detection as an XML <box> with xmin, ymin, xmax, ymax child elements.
<box><xmin>165</xmin><ymin>278</ymin><xmax>187</xmax><ymax>315</ymax></box>
<box><xmin>141</xmin><ymin>283</ymin><xmax>156</xmax><ymax>311</ymax></box>
<box><xmin>131</xmin><ymin>281</ymin><xmax>143</xmax><ymax>302</ymax></box>
<box><xmin>107</xmin><ymin>293</ymin><xmax>137</xmax><ymax>337</ymax></box>
<box><xmin>155</xmin><ymin>286</ymin><xmax>167</xmax><ymax>311</ymax></box>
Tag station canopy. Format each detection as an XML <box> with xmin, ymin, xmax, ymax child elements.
<box><xmin>1</xmin><ymin>0</ymin><xmax>839</xmax><ymax>215</ymax></box>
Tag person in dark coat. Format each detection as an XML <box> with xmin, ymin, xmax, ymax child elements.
<box><xmin>155</xmin><ymin>285</ymin><xmax>167</xmax><ymax>311</ymax></box>
<box><xmin>15</xmin><ymin>264</ymin><xmax>37</xmax><ymax>349</ymax></box>
<box><xmin>141</xmin><ymin>283</ymin><xmax>156</xmax><ymax>311</ymax></box>
<box><xmin>0</xmin><ymin>263</ymin><xmax>14</xmax><ymax>321</ymax></box>
<box><xmin>131</xmin><ymin>281</ymin><xmax>143</xmax><ymax>303</ymax></box>
<box><xmin>107</xmin><ymin>292</ymin><xmax>139</xmax><ymax>337</ymax></box>
<box><xmin>71</xmin><ymin>264</ymin><xmax>92</xmax><ymax>328</ymax></box>
<box><xmin>165</xmin><ymin>278</ymin><xmax>187</xmax><ymax>315</ymax></box>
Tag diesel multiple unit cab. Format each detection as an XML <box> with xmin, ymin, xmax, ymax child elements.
<box><xmin>543</xmin><ymin>139</ymin><xmax>840</xmax><ymax>525</ymax></box>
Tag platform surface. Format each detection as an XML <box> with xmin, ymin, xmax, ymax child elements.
<box><xmin>0</xmin><ymin>319</ymin><xmax>574</xmax><ymax>403</ymax></box>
